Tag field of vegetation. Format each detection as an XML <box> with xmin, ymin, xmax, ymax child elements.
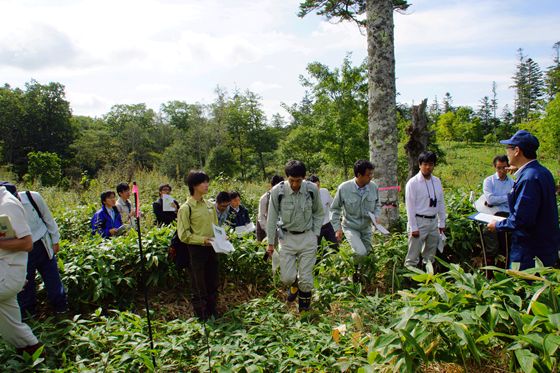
<box><xmin>0</xmin><ymin>142</ymin><xmax>558</xmax><ymax>372</ymax></box>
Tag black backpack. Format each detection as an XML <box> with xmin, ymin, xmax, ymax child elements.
<box><xmin>169</xmin><ymin>204</ymin><xmax>191</xmax><ymax>270</ymax></box>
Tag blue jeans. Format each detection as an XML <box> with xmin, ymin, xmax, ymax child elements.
<box><xmin>17</xmin><ymin>240</ymin><xmax>67</xmax><ymax>317</ymax></box>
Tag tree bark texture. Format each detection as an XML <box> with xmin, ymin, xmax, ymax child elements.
<box><xmin>405</xmin><ymin>98</ymin><xmax>429</xmax><ymax>181</ymax></box>
<box><xmin>366</xmin><ymin>0</ymin><xmax>399</xmax><ymax>228</ymax></box>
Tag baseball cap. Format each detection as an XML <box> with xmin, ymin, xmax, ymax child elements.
<box><xmin>499</xmin><ymin>130</ymin><xmax>539</xmax><ymax>153</ymax></box>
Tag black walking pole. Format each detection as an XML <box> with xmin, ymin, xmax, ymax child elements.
<box><xmin>132</xmin><ymin>182</ymin><xmax>157</xmax><ymax>369</ymax></box>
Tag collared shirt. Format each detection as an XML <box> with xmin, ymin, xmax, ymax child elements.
<box><xmin>483</xmin><ymin>173</ymin><xmax>514</xmax><ymax>212</ymax></box>
<box><xmin>266</xmin><ymin>180</ymin><xmax>324</xmax><ymax>244</ymax></box>
<box><xmin>319</xmin><ymin>188</ymin><xmax>333</xmax><ymax>226</ymax></box>
<box><xmin>18</xmin><ymin>191</ymin><xmax>61</xmax><ymax>259</ymax></box>
<box><xmin>496</xmin><ymin>161</ymin><xmax>560</xmax><ymax>267</ymax></box>
<box><xmin>330</xmin><ymin>179</ymin><xmax>381</xmax><ymax>232</ymax></box>
<box><xmin>0</xmin><ymin>186</ymin><xmax>31</xmax><ymax>265</ymax></box>
<box><xmin>405</xmin><ymin>172</ymin><xmax>446</xmax><ymax>231</ymax></box>
<box><xmin>116</xmin><ymin>197</ymin><xmax>136</xmax><ymax>227</ymax></box>
<box><xmin>257</xmin><ymin>191</ymin><xmax>270</xmax><ymax>233</ymax></box>
<box><xmin>514</xmin><ymin>159</ymin><xmax>537</xmax><ymax>177</ymax></box>
<box><xmin>177</xmin><ymin>197</ymin><xmax>218</xmax><ymax>246</ymax></box>
<box><xmin>216</xmin><ymin>205</ymin><xmax>230</xmax><ymax>226</ymax></box>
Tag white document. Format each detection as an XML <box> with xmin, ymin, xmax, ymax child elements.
<box><xmin>368</xmin><ymin>212</ymin><xmax>389</xmax><ymax>235</ymax></box>
<box><xmin>474</xmin><ymin>195</ymin><xmax>501</xmax><ymax>215</ymax></box>
<box><xmin>162</xmin><ymin>194</ymin><xmax>176</xmax><ymax>212</ymax></box>
<box><xmin>438</xmin><ymin>233</ymin><xmax>447</xmax><ymax>253</ymax></box>
<box><xmin>211</xmin><ymin>224</ymin><xmax>235</xmax><ymax>254</ymax></box>
<box><xmin>0</xmin><ymin>215</ymin><xmax>16</xmax><ymax>239</ymax></box>
<box><xmin>469</xmin><ymin>212</ymin><xmax>506</xmax><ymax>224</ymax></box>
<box><xmin>235</xmin><ymin>222</ymin><xmax>256</xmax><ymax>235</ymax></box>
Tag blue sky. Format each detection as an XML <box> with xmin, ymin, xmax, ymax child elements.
<box><xmin>1</xmin><ymin>0</ymin><xmax>559</xmax><ymax>120</ymax></box>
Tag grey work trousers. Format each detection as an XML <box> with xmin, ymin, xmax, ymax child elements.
<box><xmin>342</xmin><ymin>226</ymin><xmax>373</xmax><ymax>258</ymax></box>
<box><xmin>278</xmin><ymin>230</ymin><xmax>317</xmax><ymax>292</ymax></box>
<box><xmin>0</xmin><ymin>260</ymin><xmax>39</xmax><ymax>348</ymax></box>
<box><xmin>405</xmin><ymin>216</ymin><xmax>439</xmax><ymax>268</ymax></box>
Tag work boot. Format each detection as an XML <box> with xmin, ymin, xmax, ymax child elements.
<box><xmin>16</xmin><ymin>341</ymin><xmax>44</xmax><ymax>358</ymax></box>
<box><xmin>287</xmin><ymin>285</ymin><xmax>298</xmax><ymax>302</ymax></box>
<box><xmin>298</xmin><ymin>291</ymin><xmax>311</xmax><ymax>312</ymax></box>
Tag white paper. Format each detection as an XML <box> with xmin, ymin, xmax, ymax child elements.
<box><xmin>438</xmin><ymin>233</ymin><xmax>446</xmax><ymax>253</ymax></box>
<box><xmin>211</xmin><ymin>224</ymin><xmax>235</xmax><ymax>254</ymax></box>
<box><xmin>162</xmin><ymin>194</ymin><xmax>176</xmax><ymax>212</ymax></box>
<box><xmin>474</xmin><ymin>195</ymin><xmax>501</xmax><ymax>215</ymax></box>
<box><xmin>368</xmin><ymin>212</ymin><xmax>389</xmax><ymax>235</ymax></box>
<box><xmin>470</xmin><ymin>212</ymin><xmax>506</xmax><ymax>224</ymax></box>
<box><xmin>0</xmin><ymin>215</ymin><xmax>16</xmax><ymax>239</ymax></box>
<box><xmin>235</xmin><ymin>222</ymin><xmax>256</xmax><ymax>235</ymax></box>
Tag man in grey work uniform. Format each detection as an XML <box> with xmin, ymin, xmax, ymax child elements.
<box><xmin>330</xmin><ymin>160</ymin><xmax>381</xmax><ymax>279</ymax></box>
<box><xmin>266</xmin><ymin>160</ymin><xmax>324</xmax><ymax>311</ymax></box>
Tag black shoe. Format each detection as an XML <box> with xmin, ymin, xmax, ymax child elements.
<box><xmin>16</xmin><ymin>342</ymin><xmax>44</xmax><ymax>358</ymax></box>
<box><xmin>298</xmin><ymin>291</ymin><xmax>311</xmax><ymax>312</ymax></box>
<box><xmin>287</xmin><ymin>286</ymin><xmax>298</xmax><ymax>302</ymax></box>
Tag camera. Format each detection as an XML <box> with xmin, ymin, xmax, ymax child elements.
<box><xmin>429</xmin><ymin>198</ymin><xmax>437</xmax><ymax>207</ymax></box>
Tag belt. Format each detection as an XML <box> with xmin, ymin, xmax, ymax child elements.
<box><xmin>282</xmin><ymin>228</ymin><xmax>307</xmax><ymax>235</ymax></box>
<box><xmin>415</xmin><ymin>214</ymin><xmax>436</xmax><ymax>219</ymax></box>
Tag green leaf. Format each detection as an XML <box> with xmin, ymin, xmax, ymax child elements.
<box><xmin>530</xmin><ymin>301</ymin><xmax>550</xmax><ymax>317</ymax></box>
<box><xmin>543</xmin><ymin>335</ymin><xmax>560</xmax><ymax>357</ymax></box>
<box><xmin>514</xmin><ymin>349</ymin><xmax>537</xmax><ymax>373</ymax></box>
<box><xmin>400</xmin><ymin>329</ymin><xmax>427</xmax><ymax>363</ymax></box>
<box><xmin>547</xmin><ymin>313</ymin><xmax>560</xmax><ymax>329</ymax></box>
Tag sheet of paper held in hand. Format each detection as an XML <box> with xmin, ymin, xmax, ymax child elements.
<box><xmin>235</xmin><ymin>222</ymin><xmax>256</xmax><ymax>235</ymax></box>
<box><xmin>367</xmin><ymin>212</ymin><xmax>389</xmax><ymax>235</ymax></box>
<box><xmin>211</xmin><ymin>224</ymin><xmax>235</xmax><ymax>254</ymax></box>
<box><xmin>468</xmin><ymin>212</ymin><xmax>506</xmax><ymax>224</ymax></box>
<box><xmin>162</xmin><ymin>194</ymin><xmax>176</xmax><ymax>212</ymax></box>
<box><xmin>0</xmin><ymin>215</ymin><xmax>16</xmax><ymax>239</ymax></box>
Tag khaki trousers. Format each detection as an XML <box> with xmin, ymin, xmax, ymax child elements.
<box><xmin>0</xmin><ymin>260</ymin><xmax>38</xmax><ymax>348</ymax></box>
<box><xmin>342</xmin><ymin>226</ymin><xmax>372</xmax><ymax>258</ymax></box>
<box><xmin>278</xmin><ymin>231</ymin><xmax>317</xmax><ymax>292</ymax></box>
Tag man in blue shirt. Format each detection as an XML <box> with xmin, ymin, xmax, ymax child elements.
<box><xmin>482</xmin><ymin>155</ymin><xmax>514</xmax><ymax>267</ymax></box>
<box><xmin>488</xmin><ymin>130</ymin><xmax>560</xmax><ymax>269</ymax></box>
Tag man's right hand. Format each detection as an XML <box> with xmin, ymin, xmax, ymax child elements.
<box><xmin>109</xmin><ymin>228</ymin><xmax>118</xmax><ymax>236</ymax></box>
<box><xmin>335</xmin><ymin>229</ymin><xmax>343</xmax><ymax>242</ymax></box>
<box><xmin>411</xmin><ymin>230</ymin><xmax>420</xmax><ymax>238</ymax></box>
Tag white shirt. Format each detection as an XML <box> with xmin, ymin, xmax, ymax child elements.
<box><xmin>0</xmin><ymin>187</ymin><xmax>31</xmax><ymax>265</ymax></box>
<box><xmin>257</xmin><ymin>191</ymin><xmax>270</xmax><ymax>232</ymax></box>
<box><xmin>405</xmin><ymin>172</ymin><xmax>447</xmax><ymax>232</ymax></box>
<box><xmin>19</xmin><ymin>191</ymin><xmax>61</xmax><ymax>259</ymax></box>
<box><xmin>319</xmin><ymin>188</ymin><xmax>333</xmax><ymax>226</ymax></box>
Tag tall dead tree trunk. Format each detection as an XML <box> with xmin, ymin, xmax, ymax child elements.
<box><xmin>404</xmin><ymin>98</ymin><xmax>430</xmax><ymax>181</ymax></box>
<box><xmin>367</xmin><ymin>0</ymin><xmax>399</xmax><ymax>228</ymax></box>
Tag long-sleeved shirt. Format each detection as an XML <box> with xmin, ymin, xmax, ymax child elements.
<box><xmin>0</xmin><ymin>186</ymin><xmax>31</xmax><ymax>266</ymax></box>
<box><xmin>116</xmin><ymin>197</ymin><xmax>137</xmax><ymax>228</ymax></box>
<box><xmin>153</xmin><ymin>197</ymin><xmax>179</xmax><ymax>226</ymax></box>
<box><xmin>483</xmin><ymin>173</ymin><xmax>514</xmax><ymax>212</ymax></box>
<box><xmin>330</xmin><ymin>179</ymin><xmax>381</xmax><ymax>232</ymax></box>
<box><xmin>496</xmin><ymin>160</ymin><xmax>560</xmax><ymax>268</ymax></box>
<box><xmin>257</xmin><ymin>191</ymin><xmax>270</xmax><ymax>234</ymax></box>
<box><xmin>216</xmin><ymin>205</ymin><xmax>230</xmax><ymax>227</ymax></box>
<box><xmin>91</xmin><ymin>206</ymin><xmax>123</xmax><ymax>238</ymax></box>
<box><xmin>266</xmin><ymin>181</ymin><xmax>324</xmax><ymax>245</ymax></box>
<box><xmin>319</xmin><ymin>188</ymin><xmax>333</xmax><ymax>226</ymax></box>
<box><xmin>177</xmin><ymin>197</ymin><xmax>218</xmax><ymax>246</ymax></box>
<box><xmin>226</xmin><ymin>204</ymin><xmax>251</xmax><ymax>228</ymax></box>
<box><xmin>405</xmin><ymin>172</ymin><xmax>446</xmax><ymax>232</ymax></box>
<box><xmin>18</xmin><ymin>191</ymin><xmax>60</xmax><ymax>259</ymax></box>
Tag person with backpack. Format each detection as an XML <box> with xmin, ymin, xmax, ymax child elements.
<box><xmin>266</xmin><ymin>161</ymin><xmax>324</xmax><ymax>312</ymax></box>
<box><xmin>16</xmin><ymin>189</ymin><xmax>68</xmax><ymax>318</ymax></box>
<box><xmin>177</xmin><ymin>171</ymin><xmax>219</xmax><ymax>320</ymax></box>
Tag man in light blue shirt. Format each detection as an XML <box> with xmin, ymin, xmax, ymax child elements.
<box><xmin>483</xmin><ymin>155</ymin><xmax>514</xmax><ymax>213</ymax></box>
<box><xmin>482</xmin><ymin>155</ymin><xmax>514</xmax><ymax>266</ymax></box>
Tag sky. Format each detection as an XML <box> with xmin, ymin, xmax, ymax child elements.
<box><xmin>1</xmin><ymin>0</ymin><xmax>559</xmax><ymax>120</ymax></box>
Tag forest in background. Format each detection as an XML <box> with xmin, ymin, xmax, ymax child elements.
<box><xmin>0</xmin><ymin>45</ymin><xmax>559</xmax><ymax>188</ymax></box>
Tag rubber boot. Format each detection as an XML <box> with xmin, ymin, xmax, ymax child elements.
<box><xmin>298</xmin><ymin>290</ymin><xmax>311</xmax><ymax>312</ymax></box>
<box><xmin>287</xmin><ymin>280</ymin><xmax>298</xmax><ymax>302</ymax></box>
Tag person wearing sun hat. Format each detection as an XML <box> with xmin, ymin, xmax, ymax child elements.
<box><xmin>487</xmin><ymin>130</ymin><xmax>560</xmax><ymax>269</ymax></box>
